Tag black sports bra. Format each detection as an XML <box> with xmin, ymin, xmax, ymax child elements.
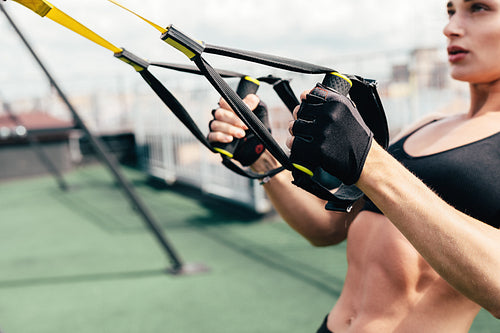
<box><xmin>363</xmin><ymin>122</ymin><xmax>500</xmax><ymax>228</ymax></box>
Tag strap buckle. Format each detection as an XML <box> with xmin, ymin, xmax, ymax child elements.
<box><xmin>161</xmin><ymin>25</ymin><xmax>205</xmax><ymax>59</ymax></box>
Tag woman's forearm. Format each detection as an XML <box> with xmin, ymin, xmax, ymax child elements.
<box><xmin>253</xmin><ymin>151</ymin><xmax>354</xmax><ymax>246</ymax></box>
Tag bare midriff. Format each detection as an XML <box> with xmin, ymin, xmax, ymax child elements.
<box><xmin>327</xmin><ymin>211</ymin><xmax>481</xmax><ymax>333</ymax></box>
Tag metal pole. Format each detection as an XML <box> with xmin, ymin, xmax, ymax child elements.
<box><xmin>1</xmin><ymin>3</ymin><xmax>188</xmax><ymax>273</ymax></box>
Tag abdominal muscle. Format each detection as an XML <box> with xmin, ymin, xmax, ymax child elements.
<box><xmin>327</xmin><ymin>211</ymin><xmax>481</xmax><ymax>333</ymax></box>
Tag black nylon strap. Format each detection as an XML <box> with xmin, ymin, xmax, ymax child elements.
<box><xmin>147</xmin><ymin>53</ymin><xmax>388</xmax><ymax>211</ymax></box>
<box><xmin>181</xmin><ymin>54</ymin><xmax>376</xmax><ymax>211</ymax></box>
<box><xmin>189</xmin><ymin>55</ymin><xmax>367</xmax><ymax>211</ymax></box>
<box><xmin>160</xmin><ymin>28</ymin><xmax>389</xmax><ymax>211</ymax></box>
<box><xmin>222</xmin><ymin>157</ymin><xmax>285</xmax><ymax>179</ymax></box>
<box><xmin>140</xmin><ymin>65</ymin><xmax>286</xmax><ymax>180</ymax></box>
<box><xmin>205</xmin><ymin>43</ymin><xmax>334</xmax><ymax>74</ymax></box>
<box><xmin>150</xmin><ymin>61</ymin><xmax>247</xmax><ymax>78</ymax></box>
<box><xmin>139</xmin><ymin>69</ymin><xmax>215</xmax><ymax>152</ymax></box>
<box><xmin>193</xmin><ymin>55</ymin><xmax>294</xmax><ymax>171</ymax></box>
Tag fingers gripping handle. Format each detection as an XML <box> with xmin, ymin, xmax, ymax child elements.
<box><xmin>292</xmin><ymin>72</ymin><xmax>352</xmax><ymax>176</ymax></box>
<box><xmin>212</xmin><ymin>76</ymin><xmax>260</xmax><ymax>160</ymax></box>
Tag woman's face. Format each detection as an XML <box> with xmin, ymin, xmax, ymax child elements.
<box><xmin>444</xmin><ymin>0</ymin><xmax>500</xmax><ymax>83</ymax></box>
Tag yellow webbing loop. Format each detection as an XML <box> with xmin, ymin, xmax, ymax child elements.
<box><xmin>46</xmin><ymin>8</ymin><xmax>122</xmax><ymax>53</ymax></box>
<box><xmin>107</xmin><ymin>0</ymin><xmax>167</xmax><ymax>34</ymax></box>
<box><xmin>13</xmin><ymin>0</ymin><xmax>52</xmax><ymax>16</ymax></box>
<box><xmin>13</xmin><ymin>0</ymin><xmax>122</xmax><ymax>54</ymax></box>
<box><xmin>105</xmin><ymin>1</ymin><xmax>207</xmax><ymax>60</ymax></box>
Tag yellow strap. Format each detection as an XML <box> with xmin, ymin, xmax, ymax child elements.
<box><xmin>13</xmin><ymin>0</ymin><xmax>52</xmax><ymax>17</ymax></box>
<box><xmin>107</xmin><ymin>0</ymin><xmax>167</xmax><ymax>34</ymax></box>
<box><xmin>105</xmin><ymin>1</ymin><xmax>208</xmax><ymax>60</ymax></box>
<box><xmin>46</xmin><ymin>8</ymin><xmax>122</xmax><ymax>53</ymax></box>
<box><xmin>13</xmin><ymin>0</ymin><xmax>122</xmax><ymax>54</ymax></box>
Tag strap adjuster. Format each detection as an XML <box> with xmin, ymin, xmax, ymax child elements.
<box><xmin>114</xmin><ymin>49</ymin><xmax>149</xmax><ymax>72</ymax></box>
<box><xmin>161</xmin><ymin>25</ymin><xmax>205</xmax><ymax>59</ymax></box>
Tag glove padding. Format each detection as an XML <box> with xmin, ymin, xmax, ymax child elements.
<box><xmin>210</xmin><ymin>101</ymin><xmax>271</xmax><ymax>166</ymax></box>
<box><xmin>290</xmin><ymin>83</ymin><xmax>373</xmax><ymax>185</ymax></box>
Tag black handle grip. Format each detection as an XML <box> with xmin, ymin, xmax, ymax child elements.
<box><xmin>212</xmin><ymin>76</ymin><xmax>260</xmax><ymax>158</ymax></box>
<box><xmin>322</xmin><ymin>72</ymin><xmax>352</xmax><ymax>96</ymax></box>
<box><xmin>272</xmin><ymin>79</ymin><xmax>300</xmax><ymax>113</ymax></box>
<box><xmin>236</xmin><ymin>76</ymin><xmax>260</xmax><ymax>98</ymax></box>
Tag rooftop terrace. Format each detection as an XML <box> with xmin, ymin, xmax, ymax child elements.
<box><xmin>0</xmin><ymin>166</ymin><xmax>496</xmax><ymax>332</ymax></box>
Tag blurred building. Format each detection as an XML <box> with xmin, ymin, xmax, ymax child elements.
<box><xmin>0</xmin><ymin>112</ymin><xmax>74</xmax><ymax>180</ymax></box>
<box><xmin>379</xmin><ymin>47</ymin><xmax>467</xmax><ymax>136</ymax></box>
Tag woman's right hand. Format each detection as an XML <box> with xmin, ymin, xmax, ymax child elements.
<box><xmin>207</xmin><ymin>94</ymin><xmax>260</xmax><ymax>144</ymax></box>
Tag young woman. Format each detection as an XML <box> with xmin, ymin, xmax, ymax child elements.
<box><xmin>209</xmin><ymin>0</ymin><xmax>500</xmax><ymax>331</ymax></box>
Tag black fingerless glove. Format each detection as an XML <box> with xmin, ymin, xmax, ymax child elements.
<box><xmin>290</xmin><ymin>83</ymin><xmax>373</xmax><ymax>185</ymax></box>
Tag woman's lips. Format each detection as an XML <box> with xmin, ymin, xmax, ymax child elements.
<box><xmin>448</xmin><ymin>46</ymin><xmax>469</xmax><ymax>63</ymax></box>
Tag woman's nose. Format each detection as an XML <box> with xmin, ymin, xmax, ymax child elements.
<box><xmin>443</xmin><ymin>15</ymin><xmax>465</xmax><ymax>39</ymax></box>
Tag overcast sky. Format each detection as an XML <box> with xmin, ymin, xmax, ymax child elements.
<box><xmin>0</xmin><ymin>0</ymin><xmax>448</xmax><ymax>99</ymax></box>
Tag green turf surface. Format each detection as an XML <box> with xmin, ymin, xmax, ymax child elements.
<box><xmin>0</xmin><ymin>166</ymin><xmax>497</xmax><ymax>332</ymax></box>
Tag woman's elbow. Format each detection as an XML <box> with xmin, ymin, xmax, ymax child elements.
<box><xmin>487</xmin><ymin>304</ymin><xmax>500</xmax><ymax>320</ymax></box>
<box><xmin>309</xmin><ymin>239</ymin><xmax>337</xmax><ymax>247</ymax></box>
<box><xmin>306</xmin><ymin>232</ymin><xmax>346</xmax><ymax>247</ymax></box>
<box><xmin>480</xmin><ymin>289</ymin><xmax>500</xmax><ymax>319</ymax></box>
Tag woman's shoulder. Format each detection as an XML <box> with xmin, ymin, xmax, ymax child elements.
<box><xmin>389</xmin><ymin>112</ymin><xmax>448</xmax><ymax>144</ymax></box>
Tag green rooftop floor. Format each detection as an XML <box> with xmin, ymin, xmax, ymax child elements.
<box><xmin>0</xmin><ymin>165</ymin><xmax>497</xmax><ymax>332</ymax></box>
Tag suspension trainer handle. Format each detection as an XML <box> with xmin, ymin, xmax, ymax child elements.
<box><xmin>211</xmin><ymin>76</ymin><xmax>260</xmax><ymax>159</ymax></box>
<box><xmin>160</xmin><ymin>26</ymin><xmax>353</xmax><ymax>167</ymax></box>
<box><xmin>115</xmin><ymin>50</ymin><xmax>283</xmax><ymax>181</ymax></box>
<box><xmin>160</xmin><ymin>24</ymin><xmax>363</xmax><ymax>206</ymax></box>
<box><xmin>258</xmin><ymin>75</ymin><xmax>300</xmax><ymax>114</ymax></box>
<box><xmin>162</xmin><ymin>25</ymin><xmax>294</xmax><ymax>170</ymax></box>
<box><xmin>103</xmin><ymin>0</ymin><xmax>389</xmax><ymax>211</ymax></box>
<box><xmin>322</xmin><ymin>72</ymin><xmax>352</xmax><ymax>96</ymax></box>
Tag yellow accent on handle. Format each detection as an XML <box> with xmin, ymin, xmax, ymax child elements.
<box><xmin>214</xmin><ymin>148</ymin><xmax>234</xmax><ymax>159</ymax></box>
<box><xmin>330</xmin><ymin>72</ymin><xmax>353</xmax><ymax>87</ymax></box>
<box><xmin>243</xmin><ymin>76</ymin><xmax>260</xmax><ymax>86</ymax></box>
<box><xmin>107</xmin><ymin>0</ymin><xmax>167</xmax><ymax>34</ymax></box>
<box><xmin>292</xmin><ymin>163</ymin><xmax>314</xmax><ymax>177</ymax></box>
